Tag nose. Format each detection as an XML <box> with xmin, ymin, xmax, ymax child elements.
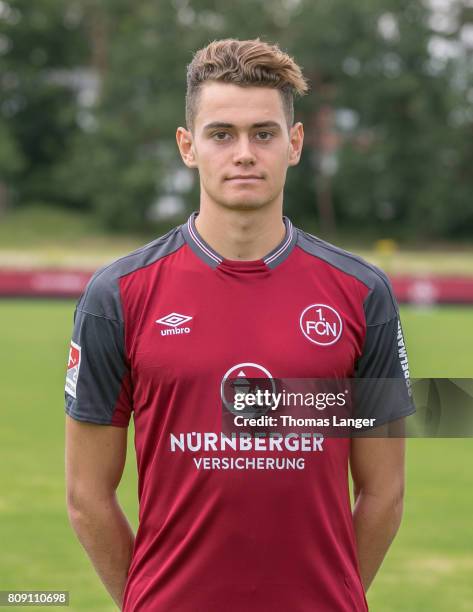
<box><xmin>232</xmin><ymin>135</ymin><xmax>256</xmax><ymax>166</ymax></box>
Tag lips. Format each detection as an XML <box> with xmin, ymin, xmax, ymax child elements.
<box><xmin>226</xmin><ymin>175</ymin><xmax>263</xmax><ymax>180</ymax></box>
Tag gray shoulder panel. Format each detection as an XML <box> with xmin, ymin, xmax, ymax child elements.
<box><xmin>65</xmin><ymin>225</ymin><xmax>185</xmax><ymax>425</ymax></box>
<box><xmin>296</xmin><ymin>228</ymin><xmax>398</xmax><ymax>325</ymax></box>
<box><xmin>78</xmin><ymin>226</ymin><xmax>185</xmax><ymax>321</ymax></box>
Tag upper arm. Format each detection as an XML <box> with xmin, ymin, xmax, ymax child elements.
<box><xmin>350</xmin><ymin>272</ymin><xmax>411</xmax><ymax>499</ymax></box>
<box><xmin>64</xmin><ymin>271</ymin><xmax>133</xmax><ymax>512</ymax></box>
<box><xmin>65</xmin><ymin>415</ymin><xmax>128</xmax><ymax>508</ymax></box>
<box><xmin>350</xmin><ymin>435</ymin><xmax>406</xmax><ymax>501</ymax></box>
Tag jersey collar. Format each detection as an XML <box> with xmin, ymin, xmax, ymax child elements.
<box><xmin>181</xmin><ymin>210</ymin><xmax>297</xmax><ymax>271</ymax></box>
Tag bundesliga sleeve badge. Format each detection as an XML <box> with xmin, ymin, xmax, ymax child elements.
<box><xmin>65</xmin><ymin>341</ymin><xmax>81</xmax><ymax>398</ymax></box>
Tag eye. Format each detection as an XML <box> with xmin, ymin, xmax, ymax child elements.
<box><xmin>256</xmin><ymin>131</ymin><xmax>274</xmax><ymax>141</ymax></box>
<box><xmin>212</xmin><ymin>132</ymin><xmax>231</xmax><ymax>141</ymax></box>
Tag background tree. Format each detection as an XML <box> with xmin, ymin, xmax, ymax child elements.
<box><xmin>0</xmin><ymin>0</ymin><xmax>88</xmax><ymax>211</ymax></box>
<box><xmin>1</xmin><ymin>0</ymin><xmax>472</xmax><ymax>239</ymax></box>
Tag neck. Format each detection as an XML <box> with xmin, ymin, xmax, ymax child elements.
<box><xmin>194</xmin><ymin>204</ymin><xmax>286</xmax><ymax>261</ymax></box>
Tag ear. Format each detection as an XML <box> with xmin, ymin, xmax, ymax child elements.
<box><xmin>288</xmin><ymin>122</ymin><xmax>304</xmax><ymax>167</ymax></box>
<box><xmin>176</xmin><ymin>127</ymin><xmax>198</xmax><ymax>169</ymax></box>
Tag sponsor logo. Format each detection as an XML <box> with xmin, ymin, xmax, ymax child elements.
<box><xmin>220</xmin><ymin>362</ymin><xmax>276</xmax><ymax>416</ymax></box>
<box><xmin>65</xmin><ymin>340</ymin><xmax>81</xmax><ymax>398</ymax></box>
<box><xmin>397</xmin><ymin>320</ymin><xmax>412</xmax><ymax>395</ymax></box>
<box><xmin>300</xmin><ymin>304</ymin><xmax>343</xmax><ymax>346</ymax></box>
<box><xmin>156</xmin><ymin>312</ymin><xmax>193</xmax><ymax>336</ymax></box>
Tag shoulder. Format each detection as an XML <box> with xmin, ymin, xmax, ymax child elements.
<box><xmin>77</xmin><ymin>225</ymin><xmax>185</xmax><ymax>320</ymax></box>
<box><xmin>295</xmin><ymin>227</ymin><xmax>398</xmax><ymax>323</ymax></box>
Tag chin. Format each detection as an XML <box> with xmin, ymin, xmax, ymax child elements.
<box><xmin>216</xmin><ymin>192</ymin><xmax>277</xmax><ymax>211</ymax></box>
<box><xmin>219</xmin><ymin>199</ymin><xmax>269</xmax><ymax>212</ymax></box>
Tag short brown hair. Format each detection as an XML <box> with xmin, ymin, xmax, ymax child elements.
<box><xmin>185</xmin><ymin>37</ymin><xmax>309</xmax><ymax>132</ymax></box>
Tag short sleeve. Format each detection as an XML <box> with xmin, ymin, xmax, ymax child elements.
<box><xmin>64</xmin><ymin>270</ymin><xmax>133</xmax><ymax>427</ymax></box>
<box><xmin>353</xmin><ymin>271</ymin><xmax>415</xmax><ymax>425</ymax></box>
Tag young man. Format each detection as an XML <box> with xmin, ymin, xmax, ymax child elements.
<box><xmin>65</xmin><ymin>38</ymin><xmax>414</xmax><ymax>611</ymax></box>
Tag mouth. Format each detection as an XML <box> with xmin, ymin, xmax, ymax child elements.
<box><xmin>225</xmin><ymin>176</ymin><xmax>264</xmax><ymax>182</ymax></box>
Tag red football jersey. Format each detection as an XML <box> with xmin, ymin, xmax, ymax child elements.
<box><xmin>65</xmin><ymin>212</ymin><xmax>414</xmax><ymax>611</ymax></box>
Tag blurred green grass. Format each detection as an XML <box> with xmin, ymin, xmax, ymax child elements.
<box><xmin>0</xmin><ymin>205</ymin><xmax>177</xmax><ymax>263</ymax></box>
<box><xmin>0</xmin><ymin>301</ymin><xmax>472</xmax><ymax>611</ymax></box>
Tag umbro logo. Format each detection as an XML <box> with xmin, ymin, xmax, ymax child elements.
<box><xmin>156</xmin><ymin>312</ymin><xmax>193</xmax><ymax>336</ymax></box>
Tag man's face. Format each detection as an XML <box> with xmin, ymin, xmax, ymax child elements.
<box><xmin>176</xmin><ymin>82</ymin><xmax>304</xmax><ymax>211</ymax></box>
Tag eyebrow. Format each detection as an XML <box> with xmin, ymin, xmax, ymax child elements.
<box><xmin>203</xmin><ymin>121</ymin><xmax>282</xmax><ymax>131</ymax></box>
